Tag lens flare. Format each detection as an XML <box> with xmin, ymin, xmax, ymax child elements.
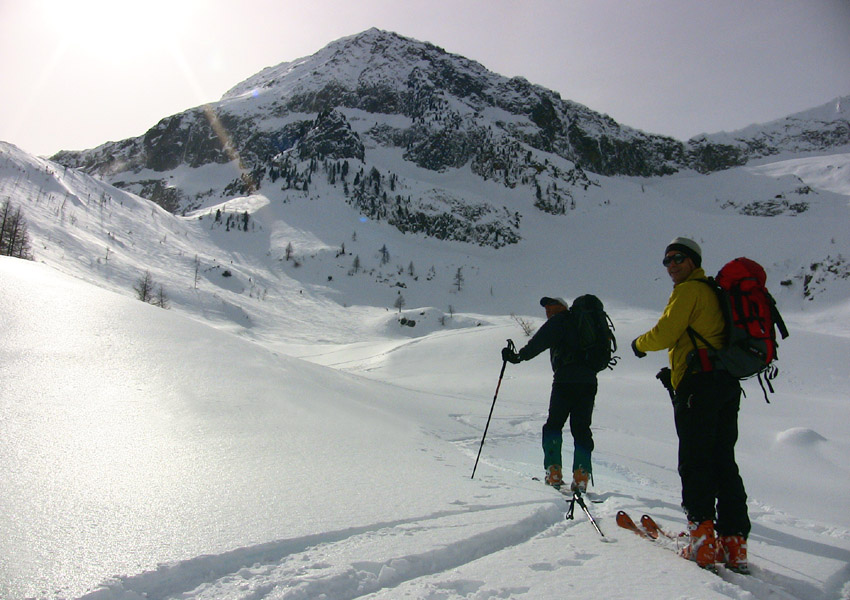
<box><xmin>202</xmin><ymin>105</ymin><xmax>257</xmax><ymax>195</ymax></box>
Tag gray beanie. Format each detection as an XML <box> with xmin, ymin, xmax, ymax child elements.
<box><xmin>665</xmin><ymin>237</ymin><xmax>702</xmax><ymax>267</ymax></box>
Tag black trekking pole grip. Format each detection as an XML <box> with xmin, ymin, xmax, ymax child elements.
<box><xmin>471</xmin><ymin>339</ymin><xmax>515</xmax><ymax>479</ymax></box>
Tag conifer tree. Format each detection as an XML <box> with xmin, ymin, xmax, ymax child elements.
<box><xmin>134</xmin><ymin>271</ymin><xmax>155</xmax><ymax>303</ymax></box>
<box><xmin>453</xmin><ymin>267</ymin><xmax>464</xmax><ymax>291</ymax></box>
<box><xmin>0</xmin><ymin>200</ymin><xmax>34</xmax><ymax>260</ymax></box>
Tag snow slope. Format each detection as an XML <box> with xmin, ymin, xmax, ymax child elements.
<box><xmin>3</xmin><ymin>255</ymin><xmax>850</xmax><ymax>600</ymax></box>
<box><xmin>2</xmin><ymin>137</ymin><xmax>850</xmax><ymax>600</ymax></box>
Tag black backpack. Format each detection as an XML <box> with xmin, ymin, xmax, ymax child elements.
<box><xmin>567</xmin><ymin>294</ymin><xmax>618</xmax><ymax>372</ymax></box>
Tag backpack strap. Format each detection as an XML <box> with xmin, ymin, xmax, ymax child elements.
<box><xmin>768</xmin><ymin>292</ymin><xmax>790</xmax><ymax>340</ymax></box>
<box><xmin>605</xmin><ymin>311</ymin><xmax>618</xmax><ymax>353</ymax></box>
<box><xmin>686</xmin><ymin>326</ymin><xmax>716</xmax><ymax>372</ymax></box>
<box><xmin>756</xmin><ymin>371</ymin><xmax>773</xmax><ymax>404</ymax></box>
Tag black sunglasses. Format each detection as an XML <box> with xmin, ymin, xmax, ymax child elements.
<box><xmin>662</xmin><ymin>253</ymin><xmax>688</xmax><ymax>267</ymax></box>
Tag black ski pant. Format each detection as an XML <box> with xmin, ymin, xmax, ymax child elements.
<box><xmin>674</xmin><ymin>371</ymin><xmax>751</xmax><ymax>538</ymax></box>
<box><xmin>542</xmin><ymin>381</ymin><xmax>596</xmax><ymax>474</ymax></box>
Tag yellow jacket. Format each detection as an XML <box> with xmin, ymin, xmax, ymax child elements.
<box><xmin>634</xmin><ymin>268</ymin><xmax>725</xmax><ymax>389</ymax></box>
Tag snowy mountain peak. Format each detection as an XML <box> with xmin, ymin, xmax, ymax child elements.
<box><xmin>42</xmin><ymin>31</ymin><xmax>850</xmax><ymax>251</ymax></box>
<box><xmin>223</xmin><ymin>28</ymin><xmax>476</xmax><ymax>102</ymax></box>
<box><xmin>52</xmin><ymin>29</ymin><xmax>694</xmax><ymax>223</ymax></box>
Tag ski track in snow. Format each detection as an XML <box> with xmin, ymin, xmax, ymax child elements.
<box><xmin>75</xmin><ymin>461</ymin><xmax>850</xmax><ymax>600</ymax></box>
<box><xmin>80</xmin><ymin>499</ymin><xmax>565</xmax><ymax>600</ymax></box>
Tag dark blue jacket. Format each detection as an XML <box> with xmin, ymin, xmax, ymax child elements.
<box><xmin>517</xmin><ymin>311</ymin><xmax>597</xmax><ymax>383</ymax></box>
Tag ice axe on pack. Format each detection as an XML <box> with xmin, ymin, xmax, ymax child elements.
<box><xmin>471</xmin><ymin>339</ymin><xmax>516</xmax><ymax>479</ymax></box>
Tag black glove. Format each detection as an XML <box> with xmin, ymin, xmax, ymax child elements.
<box><xmin>631</xmin><ymin>338</ymin><xmax>647</xmax><ymax>358</ymax></box>
<box><xmin>656</xmin><ymin>367</ymin><xmax>675</xmax><ymax>402</ymax></box>
<box><xmin>656</xmin><ymin>367</ymin><xmax>672</xmax><ymax>388</ymax></box>
<box><xmin>502</xmin><ymin>347</ymin><xmax>521</xmax><ymax>364</ymax></box>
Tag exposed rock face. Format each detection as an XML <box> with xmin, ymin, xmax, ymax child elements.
<box><xmin>297</xmin><ymin>110</ymin><xmax>365</xmax><ymax>161</ymax></box>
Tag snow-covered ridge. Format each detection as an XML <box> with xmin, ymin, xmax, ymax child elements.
<box><xmin>225</xmin><ymin>28</ymin><xmax>559</xmax><ymax>112</ymax></box>
<box><xmin>224</xmin><ymin>29</ymin><xmax>478</xmax><ymax>99</ymax></box>
<box><xmin>693</xmin><ymin>94</ymin><xmax>850</xmax><ymax>157</ymax></box>
<box><xmin>222</xmin><ymin>28</ymin><xmax>657</xmax><ymax>150</ymax></box>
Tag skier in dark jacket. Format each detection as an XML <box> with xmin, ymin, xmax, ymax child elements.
<box><xmin>502</xmin><ymin>297</ymin><xmax>597</xmax><ymax>492</ymax></box>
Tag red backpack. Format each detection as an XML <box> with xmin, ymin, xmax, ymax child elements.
<box><xmin>687</xmin><ymin>257</ymin><xmax>790</xmax><ymax>401</ymax></box>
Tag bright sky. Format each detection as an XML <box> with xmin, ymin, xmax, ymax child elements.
<box><xmin>1</xmin><ymin>0</ymin><xmax>848</xmax><ymax>157</ymax></box>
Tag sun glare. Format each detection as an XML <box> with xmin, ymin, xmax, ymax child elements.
<box><xmin>40</xmin><ymin>0</ymin><xmax>196</xmax><ymax>62</ymax></box>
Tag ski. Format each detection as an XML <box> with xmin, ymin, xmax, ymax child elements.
<box><xmin>617</xmin><ymin>511</ymin><xmax>723</xmax><ymax>574</ymax></box>
<box><xmin>615</xmin><ymin>510</ymin><xmax>651</xmax><ymax>538</ymax></box>
<box><xmin>640</xmin><ymin>513</ymin><xmax>678</xmax><ymax>540</ymax></box>
<box><xmin>616</xmin><ymin>512</ymin><xmax>796</xmax><ymax>596</ymax></box>
<box><xmin>616</xmin><ymin>511</ymin><xmax>683</xmax><ymax>543</ymax></box>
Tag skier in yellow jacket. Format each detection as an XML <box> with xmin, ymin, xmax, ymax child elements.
<box><xmin>631</xmin><ymin>237</ymin><xmax>750</xmax><ymax>574</ymax></box>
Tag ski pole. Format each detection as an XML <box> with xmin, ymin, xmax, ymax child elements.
<box><xmin>567</xmin><ymin>492</ymin><xmax>605</xmax><ymax>538</ymax></box>
<box><xmin>574</xmin><ymin>492</ymin><xmax>606</xmax><ymax>537</ymax></box>
<box><xmin>471</xmin><ymin>339</ymin><xmax>515</xmax><ymax>479</ymax></box>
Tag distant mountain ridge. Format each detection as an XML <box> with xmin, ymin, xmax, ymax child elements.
<box><xmin>49</xmin><ymin>29</ymin><xmax>849</xmax><ymax>247</ymax></box>
<box><xmin>694</xmin><ymin>95</ymin><xmax>850</xmax><ymax>163</ymax></box>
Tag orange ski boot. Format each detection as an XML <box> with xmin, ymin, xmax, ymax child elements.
<box><xmin>681</xmin><ymin>519</ymin><xmax>717</xmax><ymax>571</ymax></box>
<box><xmin>545</xmin><ymin>464</ymin><xmax>564</xmax><ymax>488</ymax></box>
<box><xmin>718</xmin><ymin>535</ymin><xmax>749</xmax><ymax>574</ymax></box>
<box><xmin>570</xmin><ymin>468</ymin><xmax>589</xmax><ymax>494</ymax></box>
